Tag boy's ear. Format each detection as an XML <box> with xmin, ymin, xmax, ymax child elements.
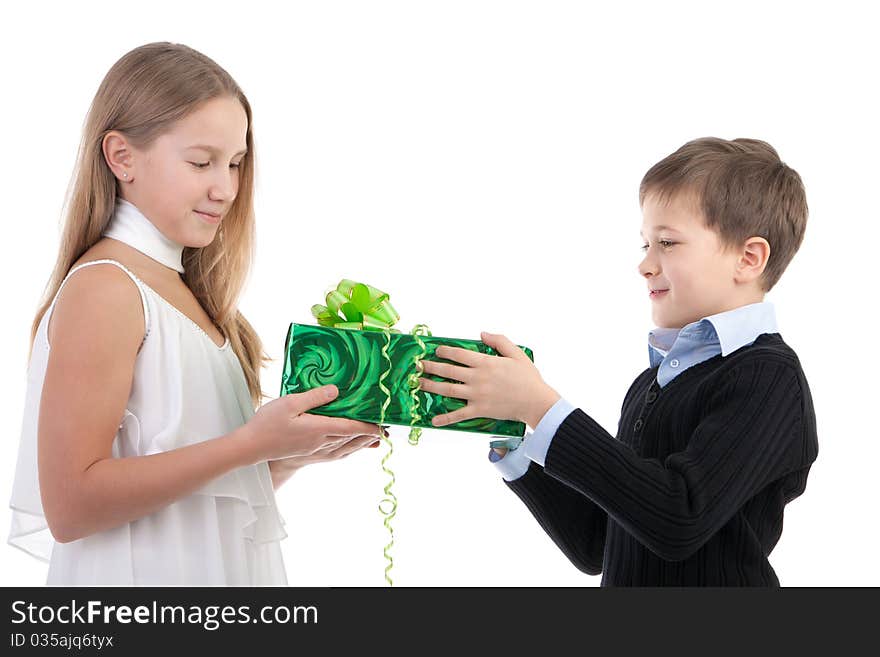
<box><xmin>736</xmin><ymin>237</ymin><xmax>771</xmax><ymax>281</ymax></box>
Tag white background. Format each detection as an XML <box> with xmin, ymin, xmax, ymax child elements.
<box><xmin>1</xmin><ymin>1</ymin><xmax>876</xmax><ymax>586</ymax></box>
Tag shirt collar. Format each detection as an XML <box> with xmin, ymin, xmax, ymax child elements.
<box><xmin>648</xmin><ymin>301</ymin><xmax>779</xmax><ymax>364</ymax></box>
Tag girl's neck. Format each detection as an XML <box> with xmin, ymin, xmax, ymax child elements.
<box><xmin>103</xmin><ymin>199</ymin><xmax>185</xmax><ymax>274</ymax></box>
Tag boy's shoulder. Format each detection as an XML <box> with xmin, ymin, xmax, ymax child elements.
<box><xmin>722</xmin><ymin>333</ymin><xmax>813</xmax><ymax>394</ymax></box>
<box><xmin>706</xmin><ymin>333</ymin><xmax>814</xmax><ymax>417</ymax></box>
<box><xmin>725</xmin><ymin>332</ymin><xmax>804</xmax><ymax>370</ymax></box>
<box><xmin>709</xmin><ymin>332</ymin><xmax>818</xmax><ymax>459</ymax></box>
<box><xmin>625</xmin><ymin>332</ymin><xmax>809</xmax><ymax>407</ymax></box>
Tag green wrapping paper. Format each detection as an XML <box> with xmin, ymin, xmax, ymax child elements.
<box><xmin>281</xmin><ymin>279</ymin><xmax>535</xmax><ymax>586</ymax></box>
<box><xmin>280</xmin><ymin>323</ymin><xmax>534</xmax><ymax>437</ymax></box>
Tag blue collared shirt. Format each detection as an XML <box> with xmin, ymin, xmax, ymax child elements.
<box><xmin>491</xmin><ymin>301</ymin><xmax>780</xmax><ymax>481</ymax></box>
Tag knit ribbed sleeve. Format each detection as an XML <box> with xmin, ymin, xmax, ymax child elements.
<box><xmin>544</xmin><ymin>360</ymin><xmax>806</xmax><ymax>562</ymax></box>
<box><xmin>505</xmin><ymin>462</ymin><xmax>608</xmax><ymax>574</ymax></box>
<box><xmin>503</xmin><ymin>336</ymin><xmax>819</xmax><ymax>586</ymax></box>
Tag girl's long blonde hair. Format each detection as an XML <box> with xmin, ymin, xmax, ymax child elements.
<box><xmin>30</xmin><ymin>42</ymin><xmax>268</xmax><ymax>407</ymax></box>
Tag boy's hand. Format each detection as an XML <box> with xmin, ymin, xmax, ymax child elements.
<box><xmin>418</xmin><ymin>331</ymin><xmax>561</xmax><ymax>429</ymax></box>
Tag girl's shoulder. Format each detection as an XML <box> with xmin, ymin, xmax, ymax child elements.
<box><xmin>48</xmin><ymin>239</ymin><xmax>148</xmax><ymax>352</ymax></box>
<box><xmin>70</xmin><ymin>237</ymin><xmax>151</xmax><ymax>279</ymax></box>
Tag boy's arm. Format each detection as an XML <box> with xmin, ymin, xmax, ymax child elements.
<box><xmin>489</xmin><ymin>398</ymin><xmax>607</xmax><ymax>575</ymax></box>
<box><xmin>541</xmin><ymin>360</ymin><xmax>816</xmax><ymax>562</ymax></box>
<box><xmin>489</xmin><ymin>397</ymin><xmax>579</xmax><ymax>480</ymax></box>
<box><xmin>504</xmin><ymin>461</ymin><xmax>608</xmax><ymax>575</ymax></box>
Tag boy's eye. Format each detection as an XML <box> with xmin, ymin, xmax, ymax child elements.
<box><xmin>640</xmin><ymin>240</ymin><xmax>674</xmax><ymax>251</ymax></box>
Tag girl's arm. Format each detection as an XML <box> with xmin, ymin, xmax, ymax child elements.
<box><xmin>39</xmin><ymin>265</ymin><xmax>379</xmax><ymax>543</ymax></box>
<box><xmin>38</xmin><ymin>265</ymin><xmax>261</xmax><ymax>542</ymax></box>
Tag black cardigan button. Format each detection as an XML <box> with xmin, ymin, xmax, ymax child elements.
<box><xmin>633</xmin><ymin>419</ymin><xmax>643</xmax><ymax>432</ymax></box>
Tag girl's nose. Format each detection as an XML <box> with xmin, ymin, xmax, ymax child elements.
<box><xmin>209</xmin><ymin>168</ymin><xmax>237</xmax><ymax>201</ymax></box>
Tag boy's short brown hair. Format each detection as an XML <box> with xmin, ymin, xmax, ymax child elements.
<box><xmin>639</xmin><ymin>137</ymin><xmax>808</xmax><ymax>292</ymax></box>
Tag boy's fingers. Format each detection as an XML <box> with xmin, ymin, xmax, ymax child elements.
<box><xmin>418</xmin><ymin>378</ymin><xmax>472</xmax><ymax>400</ymax></box>
<box><xmin>432</xmin><ymin>407</ymin><xmax>475</xmax><ymax>427</ymax></box>
<box><xmin>420</xmin><ymin>359</ymin><xmax>474</xmax><ymax>383</ymax></box>
<box><xmin>481</xmin><ymin>332</ymin><xmax>527</xmax><ymax>360</ymax></box>
<box><xmin>434</xmin><ymin>345</ymin><xmax>483</xmax><ymax>367</ymax></box>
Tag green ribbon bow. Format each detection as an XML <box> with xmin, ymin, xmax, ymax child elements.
<box><xmin>312</xmin><ymin>279</ymin><xmax>431</xmax><ymax>586</ymax></box>
<box><xmin>311</xmin><ymin>279</ymin><xmax>401</xmax><ymax>332</ymax></box>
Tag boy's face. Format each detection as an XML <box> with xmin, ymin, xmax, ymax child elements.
<box><xmin>638</xmin><ymin>191</ymin><xmax>761</xmax><ymax>330</ymax></box>
<box><xmin>121</xmin><ymin>95</ymin><xmax>249</xmax><ymax>249</ymax></box>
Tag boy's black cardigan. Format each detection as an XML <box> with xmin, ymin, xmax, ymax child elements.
<box><xmin>506</xmin><ymin>333</ymin><xmax>818</xmax><ymax>586</ymax></box>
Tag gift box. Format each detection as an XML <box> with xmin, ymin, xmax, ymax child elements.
<box><xmin>280</xmin><ymin>323</ymin><xmax>534</xmax><ymax>437</ymax></box>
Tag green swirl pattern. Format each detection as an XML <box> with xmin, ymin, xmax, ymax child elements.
<box><xmin>280</xmin><ymin>323</ymin><xmax>534</xmax><ymax>437</ymax></box>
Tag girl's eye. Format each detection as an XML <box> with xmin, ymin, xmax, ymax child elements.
<box><xmin>190</xmin><ymin>162</ymin><xmax>242</xmax><ymax>169</ymax></box>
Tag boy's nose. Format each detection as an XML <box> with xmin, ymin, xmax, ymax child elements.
<box><xmin>638</xmin><ymin>256</ymin><xmax>657</xmax><ymax>278</ymax></box>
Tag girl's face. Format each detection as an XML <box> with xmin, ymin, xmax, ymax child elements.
<box><xmin>120</xmin><ymin>95</ymin><xmax>249</xmax><ymax>249</ymax></box>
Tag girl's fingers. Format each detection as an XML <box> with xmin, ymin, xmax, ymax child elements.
<box><xmin>417</xmin><ymin>377</ymin><xmax>472</xmax><ymax>400</ymax></box>
<box><xmin>329</xmin><ymin>434</ymin><xmax>379</xmax><ymax>458</ymax></box>
<box><xmin>434</xmin><ymin>345</ymin><xmax>484</xmax><ymax>367</ymax></box>
<box><xmin>431</xmin><ymin>407</ymin><xmax>477</xmax><ymax>427</ymax></box>
<box><xmin>420</xmin><ymin>359</ymin><xmax>474</xmax><ymax>383</ymax></box>
<box><xmin>323</xmin><ymin>417</ymin><xmax>383</xmax><ymax>438</ymax></box>
<box><xmin>314</xmin><ymin>434</ymin><xmax>371</xmax><ymax>455</ymax></box>
<box><xmin>324</xmin><ymin>433</ymin><xmax>375</xmax><ymax>445</ymax></box>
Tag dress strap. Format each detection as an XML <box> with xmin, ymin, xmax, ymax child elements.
<box><xmin>50</xmin><ymin>259</ymin><xmax>150</xmax><ymax>349</ymax></box>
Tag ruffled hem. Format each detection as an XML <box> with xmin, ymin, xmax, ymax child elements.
<box><xmin>113</xmin><ymin>407</ymin><xmax>287</xmax><ymax>543</ymax></box>
<box><xmin>8</xmin><ymin>462</ymin><xmax>288</xmax><ymax>585</ymax></box>
<box><xmin>193</xmin><ymin>461</ymin><xmax>289</xmax><ymax>546</ymax></box>
<box><xmin>192</xmin><ymin>462</ymin><xmax>288</xmax><ymax>544</ymax></box>
<box><xmin>8</xmin><ymin>505</ymin><xmax>53</xmax><ymax>564</ymax></box>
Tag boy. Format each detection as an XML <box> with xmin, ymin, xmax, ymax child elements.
<box><xmin>418</xmin><ymin>137</ymin><xmax>819</xmax><ymax>586</ymax></box>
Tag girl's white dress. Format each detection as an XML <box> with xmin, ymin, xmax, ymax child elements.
<box><xmin>7</xmin><ymin>253</ymin><xmax>288</xmax><ymax>585</ymax></box>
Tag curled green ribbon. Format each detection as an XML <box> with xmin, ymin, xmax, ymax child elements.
<box><xmin>376</xmin><ymin>329</ymin><xmax>396</xmax><ymax>586</ymax></box>
<box><xmin>407</xmin><ymin>324</ymin><xmax>432</xmax><ymax>446</ymax></box>
<box><xmin>314</xmin><ymin>280</ymin><xmax>430</xmax><ymax>586</ymax></box>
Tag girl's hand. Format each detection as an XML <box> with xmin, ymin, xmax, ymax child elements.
<box><xmin>268</xmin><ymin>431</ymin><xmax>383</xmax><ymax>488</ymax></box>
<box><xmin>239</xmin><ymin>385</ymin><xmax>384</xmax><ymax>465</ymax></box>
<box><xmin>418</xmin><ymin>332</ymin><xmax>561</xmax><ymax>429</ymax></box>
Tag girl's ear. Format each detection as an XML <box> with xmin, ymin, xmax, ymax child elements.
<box><xmin>102</xmin><ymin>131</ymin><xmax>135</xmax><ymax>181</ymax></box>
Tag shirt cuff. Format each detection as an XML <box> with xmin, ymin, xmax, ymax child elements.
<box><xmin>489</xmin><ymin>439</ymin><xmax>532</xmax><ymax>481</ymax></box>
<box><xmin>523</xmin><ymin>397</ymin><xmax>576</xmax><ymax>467</ymax></box>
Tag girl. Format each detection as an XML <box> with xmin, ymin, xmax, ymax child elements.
<box><xmin>7</xmin><ymin>42</ymin><xmax>383</xmax><ymax>585</ymax></box>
